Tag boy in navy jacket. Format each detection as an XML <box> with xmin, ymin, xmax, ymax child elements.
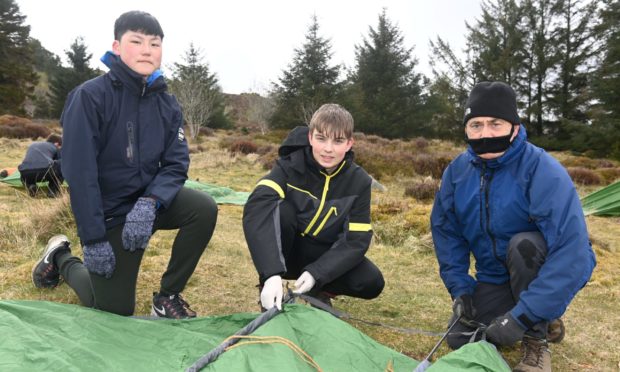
<box><xmin>32</xmin><ymin>11</ymin><xmax>217</xmax><ymax>318</ymax></box>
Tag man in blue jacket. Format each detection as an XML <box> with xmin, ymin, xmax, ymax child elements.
<box><xmin>31</xmin><ymin>11</ymin><xmax>217</xmax><ymax>318</ymax></box>
<box><xmin>431</xmin><ymin>81</ymin><xmax>595</xmax><ymax>372</ymax></box>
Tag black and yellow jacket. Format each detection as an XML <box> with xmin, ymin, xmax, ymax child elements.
<box><xmin>243</xmin><ymin>126</ymin><xmax>373</xmax><ymax>286</ymax></box>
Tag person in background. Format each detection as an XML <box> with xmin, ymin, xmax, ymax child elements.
<box><xmin>431</xmin><ymin>81</ymin><xmax>595</xmax><ymax>372</ymax></box>
<box><xmin>18</xmin><ymin>134</ymin><xmax>63</xmax><ymax>197</ymax></box>
<box><xmin>243</xmin><ymin>103</ymin><xmax>384</xmax><ymax>311</ymax></box>
<box><xmin>31</xmin><ymin>10</ymin><xmax>217</xmax><ymax>319</ymax></box>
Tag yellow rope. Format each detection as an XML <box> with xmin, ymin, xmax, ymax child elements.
<box><xmin>223</xmin><ymin>335</ymin><xmax>323</xmax><ymax>372</ymax></box>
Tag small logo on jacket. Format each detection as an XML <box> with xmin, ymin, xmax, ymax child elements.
<box><xmin>178</xmin><ymin>127</ymin><xmax>185</xmax><ymax>142</ymax></box>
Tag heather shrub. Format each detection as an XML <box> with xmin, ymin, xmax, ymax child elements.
<box><xmin>411</xmin><ymin>154</ymin><xmax>452</xmax><ymax>179</ymax></box>
<box><xmin>404</xmin><ymin>178</ymin><xmax>440</xmax><ymax>201</ymax></box>
<box><xmin>229</xmin><ymin>140</ymin><xmax>258</xmax><ymax>155</ymax></box>
<box><xmin>0</xmin><ymin>115</ymin><xmax>51</xmax><ymax>140</ymax></box>
<box><xmin>567</xmin><ymin>167</ymin><xmax>603</xmax><ymax>185</ymax></box>
<box><xmin>259</xmin><ymin>149</ymin><xmax>279</xmax><ymax>170</ymax></box>
<box><xmin>598</xmin><ymin>167</ymin><xmax>620</xmax><ymax>184</ymax></box>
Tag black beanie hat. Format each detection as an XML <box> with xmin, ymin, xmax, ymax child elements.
<box><xmin>463</xmin><ymin>81</ymin><xmax>520</xmax><ymax>125</ymax></box>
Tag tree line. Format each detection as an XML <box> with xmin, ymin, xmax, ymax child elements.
<box><xmin>1</xmin><ymin>0</ymin><xmax>618</xmax><ymax>159</ymax></box>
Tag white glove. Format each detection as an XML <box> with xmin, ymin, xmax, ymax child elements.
<box><xmin>260</xmin><ymin>275</ymin><xmax>283</xmax><ymax>310</ymax></box>
<box><xmin>293</xmin><ymin>271</ymin><xmax>316</xmax><ymax>294</ymax></box>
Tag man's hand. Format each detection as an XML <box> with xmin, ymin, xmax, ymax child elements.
<box><xmin>486</xmin><ymin>312</ymin><xmax>526</xmax><ymax>347</ymax></box>
<box><xmin>260</xmin><ymin>275</ymin><xmax>283</xmax><ymax>310</ymax></box>
<box><xmin>83</xmin><ymin>241</ymin><xmax>115</xmax><ymax>279</ymax></box>
<box><xmin>453</xmin><ymin>294</ymin><xmax>476</xmax><ymax>320</ymax></box>
<box><xmin>293</xmin><ymin>271</ymin><xmax>316</xmax><ymax>294</ymax></box>
<box><xmin>122</xmin><ymin>197</ymin><xmax>157</xmax><ymax>252</ymax></box>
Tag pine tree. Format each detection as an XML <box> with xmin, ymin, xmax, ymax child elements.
<box><xmin>547</xmin><ymin>0</ymin><xmax>597</xmax><ymax>121</ymax></box>
<box><xmin>49</xmin><ymin>37</ymin><xmax>98</xmax><ymax>118</ymax></box>
<box><xmin>519</xmin><ymin>0</ymin><xmax>559</xmax><ymax>136</ymax></box>
<box><xmin>0</xmin><ymin>0</ymin><xmax>38</xmax><ymax>116</ymax></box>
<box><xmin>465</xmin><ymin>0</ymin><xmax>526</xmax><ymax>85</ymax></box>
<box><xmin>270</xmin><ymin>15</ymin><xmax>341</xmax><ymax>129</ymax></box>
<box><xmin>592</xmin><ymin>0</ymin><xmax>619</xmax><ymax>121</ymax></box>
<box><xmin>348</xmin><ymin>9</ymin><xmax>423</xmax><ymax>138</ymax></box>
<box><xmin>590</xmin><ymin>0</ymin><xmax>620</xmax><ymax>159</ymax></box>
<box><xmin>169</xmin><ymin>43</ymin><xmax>229</xmax><ymax>138</ymax></box>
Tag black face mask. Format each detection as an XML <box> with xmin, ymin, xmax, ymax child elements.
<box><xmin>467</xmin><ymin>125</ymin><xmax>515</xmax><ymax>155</ymax></box>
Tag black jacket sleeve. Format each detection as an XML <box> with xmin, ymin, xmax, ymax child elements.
<box><xmin>242</xmin><ymin>163</ymin><xmax>289</xmax><ymax>280</ymax></box>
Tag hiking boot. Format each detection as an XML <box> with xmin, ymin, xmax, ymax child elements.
<box><xmin>547</xmin><ymin>318</ymin><xmax>565</xmax><ymax>344</ymax></box>
<box><xmin>32</xmin><ymin>235</ymin><xmax>71</xmax><ymax>288</ymax></box>
<box><xmin>151</xmin><ymin>292</ymin><xmax>197</xmax><ymax>319</ymax></box>
<box><xmin>513</xmin><ymin>336</ymin><xmax>551</xmax><ymax>372</ymax></box>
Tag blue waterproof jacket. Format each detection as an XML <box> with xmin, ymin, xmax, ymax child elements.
<box><xmin>60</xmin><ymin>52</ymin><xmax>188</xmax><ymax>244</ymax></box>
<box><xmin>431</xmin><ymin>125</ymin><xmax>595</xmax><ymax>325</ymax></box>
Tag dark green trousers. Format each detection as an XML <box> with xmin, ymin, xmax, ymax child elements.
<box><xmin>56</xmin><ymin>187</ymin><xmax>218</xmax><ymax>315</ymax></box>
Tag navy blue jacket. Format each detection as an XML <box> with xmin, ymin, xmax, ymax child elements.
<box><xmin>61</xmin><ymin>52</ymin><xmax>188</xmax><ymax>244</ymax></box>
<box><xmin>431</xmin><ymin>125</ymin><xmax>595</xmax><ymax>325</ymax></box>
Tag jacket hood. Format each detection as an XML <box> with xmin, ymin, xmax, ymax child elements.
<box><xmin>278</xmin><ymin>126</ymin><xmax>311</xmax><ymax>156</ymax></box>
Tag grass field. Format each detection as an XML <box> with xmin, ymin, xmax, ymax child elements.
<box><xmin>0</xmin><ymin>131</ymin><xmax>618</xmax><ymax>371</ymax></box>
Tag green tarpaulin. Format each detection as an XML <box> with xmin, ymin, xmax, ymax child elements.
<box><xmin>581</xmin><ymin>180</ymin><xmax>620</xmax><ymax>217</ymax></box>
<box><xmin>0</xmin><ymin>300</ymin><xmax>509</xmax><ymax>372</ymax></box>
<box><xmin>0</xmin><ymin>171</ymin><xmax>249</xmax><ymax>205</ymax></box>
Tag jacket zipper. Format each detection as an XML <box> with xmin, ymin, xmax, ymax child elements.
<box><xmin>481</xmin><ymin>166</ymin><xmax>504</xmax><ymax>266</ymax></box>
<box><xmin>302</xmin><ymin>161</ymin><xmax>347</xmax><ymax>236</ymax></box>
<box><xmin>312</xmin><ymin>206</ymin><xmax>338</xmax><ymax>236</ymax></box>
<box><xmin>126</xmin><ymin>121</ymin><xmax>135</xmax><ymax>163</ymax></box>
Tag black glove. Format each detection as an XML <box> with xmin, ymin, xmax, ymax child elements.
<box><xmin>453</xmin><ymin>294</ymin><xmax>476</xmax><ymax>320</ymax></box>
<box><xmin>486</xmin><ymin>312</ymin><xmax>526</xmax><ymax>347</ymax></box>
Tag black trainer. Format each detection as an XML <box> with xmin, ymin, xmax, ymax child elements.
<box><xmin>32</xmin><ymin>234</ymin><xmax>71</xmax><ymax>288</ymax></box>
<box><xmin>151</xmin><ymin>292</ymin><xmax>197</xmax><ymax>319</ymax></box>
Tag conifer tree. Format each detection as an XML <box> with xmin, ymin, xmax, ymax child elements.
<box><xmin>169</xmin><ymin>43</ymin><xmax>229</xmax><ymax>138</ymax></box>
<box><xmin>49</xmin><ymin>37</ymin><xmax>98</xmax><ymax>118</ymax></box>
<box><xmin>348</xmin><ymin>9</ymin><xmax>423</xmax><ymax>138</ymax></box>
<box><xmin>0</xmin><ymin>0</ymin><xmax>38</xmax><ymax>116</ymax></box>
<box><xmin>270</xmin><ymin>15</ymin><xmax>341</xmax><ymax>129</ymax></box>
<box><xmin>547</xmin><ymin>0</ymin><xmax>597</xmax><ymax>121</ymax></box>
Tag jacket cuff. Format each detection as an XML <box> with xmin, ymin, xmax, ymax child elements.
<box><xmin>510</xmin><ymin>302</ymin><xmax>543</xmax><ymax>330</ymax></box>
<box><xmin>81</xmin><ymin>236</ymin><xmax>108</xmax><ymax>246</ymax></box>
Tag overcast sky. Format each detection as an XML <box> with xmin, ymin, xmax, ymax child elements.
<box><xmin>16</xmin><ymin>0</ymin><xmax>481</xmax><ymax>94</ymax></box>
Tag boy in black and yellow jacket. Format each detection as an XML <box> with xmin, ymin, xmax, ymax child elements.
<box><xmin>243</xmin><ymin>103</ymin><xmax>384</xmax><ymax>310</ymax></box>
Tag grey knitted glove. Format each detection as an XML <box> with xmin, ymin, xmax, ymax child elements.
<box><xmin>83</xmin><ymin>241</ymin><xmax>115</xmax><ymax>279</ymax></box>
<box><xmin>122</xmin><ymin>197</ymin><xmax>157</xmax><ymax>252</ymax></box>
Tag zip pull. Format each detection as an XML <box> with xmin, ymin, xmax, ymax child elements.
<box><xmin>141</xmin><ymin>83</ymin><xmax>146</xmax><ymax>97</ymax></box>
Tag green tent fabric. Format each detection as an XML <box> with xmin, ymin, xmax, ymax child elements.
<box><xmin>0</xmin><ymin>171</ymin><xmax>249</xmax><ymax>205</ymax></box>
<box><xmin>0</xmin><ymin>300</ymin><xmax>509</xmax><ymax>372</ymax></box>
<box><xmin>581</xmin><ymin>180</ymin><xmax>620</xmax><ymax>216</ymax></box>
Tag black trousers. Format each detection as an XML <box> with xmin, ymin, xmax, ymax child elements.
<box><xmin>56</xmin><ymin>187</ymin><xmax>218</xmax><ymax>315</ymax></box>
<box><xmin>20</xmin><ymin>162</ymin><xmax>63</xmax><ymax>196</ymax></box>
<box><xmin>274</xmin><ymin>200</ymin><xmax>384</xmax><ymax>299</ymax></box>
<box><xmin>446</xmin><ymin>232</ymin><xmax>549</xmax><ymax>349</ymax></box>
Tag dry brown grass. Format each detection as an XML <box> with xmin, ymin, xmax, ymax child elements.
<box><xmin>0</xmin><ymin>131</ymin><xmax>619</xmax><ymax>371</ymax></box>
